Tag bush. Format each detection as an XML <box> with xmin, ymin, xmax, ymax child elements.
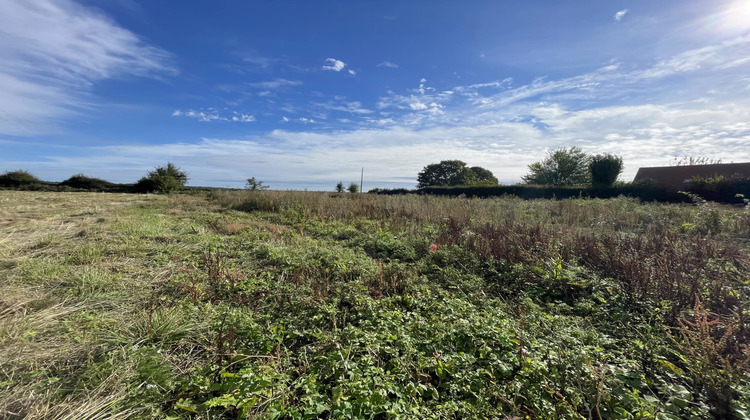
<box><xmin>522</xmin><ymin>147</ymin><xmax>591</xmax><ymax>186</ymax></box>
<box><xmin>61</xmin><ymin>174</ymin><xmax>116</xmax><ymax>191</ymax></box>
<box><xmin>589</xmin><ymin>154</ymin><xmax>623</xmax><ymax>187</ymax></box>
<box><xmin>245</xmin><ymin>177</ymin><xmax>269</xmax><ymax>191</ymax></box>
<box><xmin>0</xmin><ymin>170</ymin><xmax>43</xmax><ymax>188</ymax></box>
<box><xmin>134</xmin><ymin>163</ymin><xmax>188</xmax><ymax>194</ymax></box>
<box><xmin>687</xmin><ymin>175</ymin><xmax>750</xmax><ymax>204</ymax></box>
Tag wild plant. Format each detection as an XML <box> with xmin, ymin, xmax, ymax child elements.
<box><xmin>669</xmin><ymin>297</ymin><xmax>750</xmax><ymax>418</ymax></box>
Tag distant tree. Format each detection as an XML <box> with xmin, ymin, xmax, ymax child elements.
<box><xmin>522</xmin><ymin>147</ymin><xmax>591</xmax><ymax>186</ymax></box>
<box><xmin>61</xmin><ymin>174</ymin><xmax>115</xmax><ymax>191</ymax></box>
<box><xmin>134</xmin><ymin>162</ymin><xmax>188</xmax><ymax>193</ymax></box>
<box><xmin>469</xmin><ymin>166</ymin><xmax>499</xmax><ymax>185</ymax></box>
<box><xmin>335</xmin><ymin>181</ymin><xmax>345</xmax><ymax>193</ymax></box>
<box><xmin>348</xmin><ymin>182</ymin><xmax>360</xmax><ymax>193</ymax></box>
<box><xmin>245</xmin><ymin>177</ymin><xmax>269</xmax><ymax>191</ymax></box>
<box><xmin>589</xmin><ymin>154</ymin><xmax>624</xmax><ymax>187</ymax></box>
<box><xmin>417</xmin><ymin>160</ymin><xmax>476</xmax><ymax>189</ymax></box>
<box><xmin>0</xmin><ymin>170</ymin><xmax>42</xmax><ymax>188</ymax></box>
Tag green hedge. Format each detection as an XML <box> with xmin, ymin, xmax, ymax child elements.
<box><xmin>418</xmin><ymin>184</ymin><xmax>682</xmax><ymax>201</ymax></box>
<box><xmin>373</xmin><ymin>182</ymin><xmax>748</xmax><ymax>204</ymax></box>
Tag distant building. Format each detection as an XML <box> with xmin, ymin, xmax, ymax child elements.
<box><xmin>633</xmin><ymin>162</ymin><xmax>750</xmax><ymax>191</ymax></box>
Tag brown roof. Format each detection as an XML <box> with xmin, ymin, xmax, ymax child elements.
<box><xmin>633</xmin><ymin>162</ymin><xmax>750</xmax><ymax>191</ymax></box>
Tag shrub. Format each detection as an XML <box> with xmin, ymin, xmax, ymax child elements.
<box><xmin>348</xmin><ymin>182</ymin><xmax>360</xmax><ymax>193</ymax></box>
<box><xmin>245</xmin><ymin>177</ymin><xmax>269</xmax><ymax>191</ymax></box>
<box><xmin>134</xmin><ymin>163</ymin><xmax>188</xmax><ymax>194</ymax></box>
<box><xmin>523</xmin><ymin>147</ymin><xmax>591</xmax><ymax>186</ymax></box>
<box><xmin>61</xmin><ymin>174</ymin><xmax>116</xmax><ymax>191</ymax></box>
<box><xmin>589</xmin><ymin>154</ymin><xmax>623</xmax><ymax>187</ymax></box>
<box><xmin>0</xmin><ymin>170</ymin><xmax>43</xmax><ymax>188</ymax></box>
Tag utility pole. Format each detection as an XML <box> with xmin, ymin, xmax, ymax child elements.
<box><xmin>360</xmin><ymin>167</ymin><xmax>364</xmax><ymax>193</ymax></box>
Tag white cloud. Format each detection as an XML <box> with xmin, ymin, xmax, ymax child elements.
<box><xmin>348</xmin><ymin>69</ymin><xmax>357</xmax><ymax>76</ymax></box>
<box><xmin>614</xmin><ymin>9</ymin><xmax>628</xmax><ymax>22</ymax></box>
<box><xmin>0</xmin><ymin>0</ymin><xmax>175</xmax><ymax>136</ymax></box>
<box><xmin>172</xmin><ymin>109</ymin><xmax>221</xmax><ymax>122</ymax></box>
<box><xmin>172</xmin><ymin>108</ymin><xmax>255</xmax><ymax>123</ymax></box>
<box><xmin>247</xmin><ymin>78</ymin><xmax>302</xmax><ymax>89</ymax></box>
<box><xmin>312</xmin><ymin>99</ymin><xmax>373</xmax><ymax>115</ymax></box>
<box><xmin>378</xmin><ymin>61</ymin><xmax>399</xmax><ymax>68</ymax></box>
<box><xmin>322</xmin><ymin>58</ymin><xmax>347</xmax><ymax>72</ymax></box>
<box><xmin>11</xmin><ymin>96</ymin><xmax>750</xmax><ymax>188</ymax></box>
<box><xmin>231</xmin><ymin>112</ymin><xmax>255</xmax><ymax>122</ymax></box>
<box><xmin>8</xmin><ymin>31</ymin><xmax>750</xmax><ymax>189</ymax></box>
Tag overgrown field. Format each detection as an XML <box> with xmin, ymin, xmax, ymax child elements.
<box><xmin>1</xmin><ymin>190</ymin><xmax>749</xmax><ymax>419</ymax></box>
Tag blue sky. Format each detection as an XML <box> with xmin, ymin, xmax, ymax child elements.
<box><xmin>2</xmin><ymin>0</ymin><xmax>750</xmax><ymax>190</ymax></box>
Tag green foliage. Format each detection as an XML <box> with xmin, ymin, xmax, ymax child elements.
<box><xmin>61</xmin><ymin>174</ymin><xmax>116</xmax><ymax>191</ymax></box>
<box><xmin>589</xmin><ymin>154</ymin><xmax>624</xmax><ymax>186</ymax></box>
<box><xmin>523</xmin><ymin>147</ymin><xmax>591</xmax><ymax>186</ymax></box>
<box><xmin>244</xmin><ymin>177</ymin><xmax>269</xmax><ymax>191</ymax></box>
<box><xmin>686</xmin><ymin>175</ymin><xmax>750</xmax><ymax>204</ymax></box>
<box><xmin>469</xmin><ymin>166</ymin><xmax>498</xmax><ymax>185</ymax></box>
<box><xmin>348</xmin><ymin>182</ymin><xmax>360</xmax><ymax>193</ymax></box>
<box><xmin>3</xmin><ymin>191</ymin><xmax>750</xmax><ymax>419</ymax></box>
<box><xmin>134</xmin><ymin>162</ymin><xmax>188</xmax><ymax>194</ymax></box>
<box><xmin>336</xmin><ymin>181</ymin><xmax>345</xmax><ymax>193</ymax></box>
<box><xmin>0</xmin><ymin>169</ymin><xmax>43</xmax><ymax>187</ymax></box>
<box><xmin>417</xmin><ymin>160</ymin><xmax>476</xmax><ymax>189</ymax></box>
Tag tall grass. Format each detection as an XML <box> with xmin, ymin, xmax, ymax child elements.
<box><xmin>214</xmin><ymin>190</ymin><xmax>749</xmax><ymax>318</ymax></box>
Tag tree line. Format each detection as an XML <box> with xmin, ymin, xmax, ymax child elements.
<box><xmin>416</xmin><ymin>147</ymin><xmax>623</xmax><ymax>189</ymax></box>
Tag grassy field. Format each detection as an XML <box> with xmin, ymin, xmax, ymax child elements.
<box><xmin>1</xmin><ymin>190</ymin><xmax>748</xmax><ymax>419</ymax></box>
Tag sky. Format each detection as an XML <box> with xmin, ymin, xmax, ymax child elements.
<box><xmin>1</xmin><ymin>0</ymin><xmax>750</xmax><ymax>190</ymax></box>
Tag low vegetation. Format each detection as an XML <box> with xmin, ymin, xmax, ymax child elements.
<box><xmin>1</xmin><ymin>189</ymin><xmax>748</xmax><ymax>419</ymax></box>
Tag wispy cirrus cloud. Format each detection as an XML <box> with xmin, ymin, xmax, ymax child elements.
<box><xmin>246</xmin><ymin>78</ymin><xmax>303</xmax><ymax>89</ymax></box>
<box><xmin>0</xmin><ymin>0</ymin><xmax>175</xmax><ymax>136</ymax></box>
<box><xmin>322</xmin><ymin>58</ymin><xmax>347</xmax><ymax>72</ymax></box>
<box><xmin>378</xmin><ymin>61</ymin><xmax>399</xmax><ymax>69</ymax></box>
<box><xmin>311</xmin><ymin>98</ymin><xmax>373</xmax><ymax>115</ymax></box>
<box><xmin>10</xmin><ymin>30</ymin><xmax>750</xmax><ymax>189</ymax></box>
<box><xmin>172</xmin><ymin>108</ymin><xmax>255</xmax><ymax>122</ymax></box>
<box><xmin>614</xmin><ymin>9</ymin><xmax>628</xmax><ymax>22</ymax></box>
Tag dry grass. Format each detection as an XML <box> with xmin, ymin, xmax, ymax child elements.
<box><xmin>0</xmin><ymin>191</ymin><xmax>214</xmax><ymax>418</ymax></box>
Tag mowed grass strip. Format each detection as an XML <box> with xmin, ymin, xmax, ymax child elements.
<box><xmin>0</xmin><ymin>192</ymin><xmax>219</xmax><ymax>419</ymax></box>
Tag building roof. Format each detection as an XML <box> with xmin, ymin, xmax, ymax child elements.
<box><xmin>633</xmin><ymin>162</ymin><xmax>750</xmax><ymax>191</ymax></box>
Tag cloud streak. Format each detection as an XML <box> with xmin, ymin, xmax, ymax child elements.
<box><xmin>246</xmin><ymin>78</ymin><xmax>303</xmax><ymax>89</ymax></box>
<box><xmin>614</xmin><ymin>9</ymin><xmax>628</xmax><ymax>22</ymax></box>
<box><xmin>0</xmin><ymin>0</ymin><xmax>175</xmax><ymax>136</ymax></box>
<box><xmin>6</xmin><ymin>29</ymin><xmax>750</xmax><ymax>189</ymax></box>
<box><xmin>378</xmin><ymin>61</ymin><xmax>399</xmax><ymax>68</ymax></box>
<box><xmin>172</xmin><ymin>109</ymin><xmax>255</xmax><ymax>123</ymax></box>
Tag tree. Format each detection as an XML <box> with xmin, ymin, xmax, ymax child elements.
<box><xmin>335</xmin><ymin>181</ymin><xmax>345</xmax><ymax>193</ymax></box>
<box><xmin>348</xmin><ymin>182</ymin><xmax>360</xmax><ymax>193</ymax></box>
<box><xmin>589</xmin><ymin>154</ymin><xmax>623</xmax><ymax>187</ymax></box>
<box><xmin>522</xmin><ymin>147</ymin><xmax>591</xmax><ymax>186</ymax></box>
<box><xmin>245</xmin><ymin>177</ymin><xmax>269</xmax><ymax>191</ymax></box>
<box><xmin>469</xmin><ymin>166</ymin><xmax>499</xmax><ymax>185</ymax></box>
<box><xmin>62</xmin><ymin>174</ymin><xmax>115</xmax><ymax>191</ymax></box>
<box><xmin>134</xmin><ymin>162</ymin><xmax>188</xmax><ymax>193</ymax></box>
<box><xmin>417</xmin><ymin>160</ymin><xmax>476</xmax><ymax>189</ymax></box>
<box><xmin>0</xmin><ymin>170</ymin><xmax>42</xmax><ymax>188</ymax></box>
